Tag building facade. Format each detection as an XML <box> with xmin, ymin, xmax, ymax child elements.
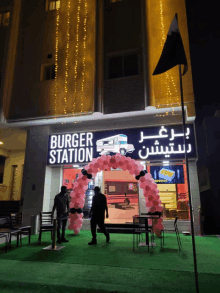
<box><xmin>0</xmin><ymin>0</ymin><xmax>201</xmax><ymax>234</ymax></box>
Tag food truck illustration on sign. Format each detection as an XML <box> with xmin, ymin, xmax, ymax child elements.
<box><xmin>96</xmin><ymin>134</ymin><xmax>135</xmax><ymax>155</ymax></box>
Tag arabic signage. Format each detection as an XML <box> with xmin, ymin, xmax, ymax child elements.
<box><xmin>47</xmin><ymin>124</ymin><xmax>197</xmax><ymax>165</ymax></box>
<box><xmin>150</xmin><ymin>165</ymin><xmax>184</xmax><ymax>184</ymax></box>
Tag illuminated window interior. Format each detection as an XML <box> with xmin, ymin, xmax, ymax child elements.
<box><xmin>48</xmin><ymin>0</ymin><xmax>60</xmax><ymax>11</ymax></box>
<box><xmin>0</xmin><ymin>12</ymin><xmax>10</xmax><ymax>27</ymax></box>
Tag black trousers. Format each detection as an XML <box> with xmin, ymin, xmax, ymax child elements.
<box><xmin>57</xmin><ymin>218</ymin><xmax>67</xmax><ymax>240</ymax></box>
<box><xmin>91</xmin><ymin>216</ymin><xmax>109</xmax><ymax>241</ymax></box>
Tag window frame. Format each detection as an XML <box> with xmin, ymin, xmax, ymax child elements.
<box><xmin>0</xmin><ymin>11</ymin><xmax>10</xmax><ymax>28</ymax></box>
<box><xmin>106</xmin><ymin>50</ymin><xmax>140</xmax><ymax>80</ymax></box>
<box><xmin>45</xmin><ymin>0</ymin><xmax>60</xmax><ymax>11</ymax></box>
<box><xmin>41</xmin><ymin>63</ymin><xmax>56</xmax><ymax>81</ymax></box>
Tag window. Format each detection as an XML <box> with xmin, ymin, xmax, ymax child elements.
<box><xmin>0</xmin><ymin>156</ymin><xmax>6</xmax><ymax>184</ymax></box>
<box><xmin>46</xmin><ymin>0</ymin><xmax>60</xmax><ymax>11</ymax></box>
<box><xmin>41</xmin><ymin>64</ymin><xmax>55</xmax><ymax>81</ymax></box>
<box><xmin>107</xmin><ymin>52</ymin><xmax>139</xmax><ymax>79</ymax></box>
<box><xmin>110</xmin><ymin>0</ymin><xmax>122</xmax><ymax>2</ymax></box>
<box><xmin>0</xmin><ymin>11</ymin><xmax>10</xmax><ymax>27</ymax></box>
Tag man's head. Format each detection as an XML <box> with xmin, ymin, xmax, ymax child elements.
<box><xmin>61</xmin><ymin>186</ymin><xmax>67</xmax><ymax>193</ymax></box>
<box><xmin>94</xmin><ymin>186</ymin><xmax>100</xmax><ymax>194</ymax></box>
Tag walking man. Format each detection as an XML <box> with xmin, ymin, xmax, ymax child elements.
<box><xmin>52</xmin><ymin>186</ymin><xmax>70</xmax><ymax>243</ymax></box>
<box><xmin>88</xmin><ymin>186</ymin><xmax>110</xmax><ymax>245</ymax></box>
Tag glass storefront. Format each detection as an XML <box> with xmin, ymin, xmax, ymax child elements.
<box><xmin>60</xmin><ymin>160</ymin><xmax>189</xmax><ymax>224</ymax></box>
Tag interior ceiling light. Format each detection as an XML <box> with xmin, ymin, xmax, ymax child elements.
<box><xmin>0</xmin><ymin>141</ymin><xmax>3</xmax><ymax>145</ymax></box>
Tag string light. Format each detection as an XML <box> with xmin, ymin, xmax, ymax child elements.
<box><xmin>64</xmin><ymin>0</ymin><xmax>71</xmax><ymax>115</ymax></box>
<box><xmin>156</xmin><ymin>0</ymin><xmax>180</xmax><ymax>117</ymax></box>
<box><xmin>72</xmin><ymin>0</ymin><xmax>82</xmax><ymax>114</ymax></box>
<box><xmin>54</xmin><ymin>0</ymin><xmax>60</xmax><ymax>115</ymax></box>
<box><xmin>80</xmin><ymin>0</ymin><xmax>88</xmax><ymax>113</ymax></box>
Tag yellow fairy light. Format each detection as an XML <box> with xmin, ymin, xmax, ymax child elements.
<box><xmin>156</xmin><ymin>0</ymin><xmax>180</xmax><ymax>117</ymax></box>
<box><xmin>54</xmin><ymin>0</ymin><xmax>60</xmax><ymax>116</ymax></box>
<box><xmin>72</xmin><ymin>0</ymin><xmax>82</xmax><ymax>114</ymax></box>
<box><xmin>63</xmin><ymin>0</ymin><xmax>71</xmax><ymax>115</ymax></box>
<box><xmin>80</xmin><ymin>0</ymin><xmax>88</xmax><ymax>113</ymax></box>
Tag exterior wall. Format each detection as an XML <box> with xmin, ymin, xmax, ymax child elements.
<box><xmin>43</xmin><ymin>166</ymin><xmax>62</xmax><ymax>213</ymax></box>
<box><xmin>8</xmin><ymin>0</ymin><xmax>96</xmax><ymax>120</ymax></box>
<box><xmin>146</xmin><ymin>0</ymin><xmax>195</xmax><ymax>118</ymax></box>
<box><xmin>0</xmin><ymin>149</ymin><xmax>25</xmax><ymax>201</ymax></box>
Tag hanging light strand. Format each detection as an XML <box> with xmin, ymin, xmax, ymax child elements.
<box><xmin>64</xmin><ymin>0</ymin><xmax>71</xmax><ymax>115</ymax></box>
<box><xmin>80</xmin><ymin>0</ymin><xmax>88</xmax><ymax>113</ymax></box>
<box><xmin>54</xmin><ymin>1</ymin><xmax>60</xmax><ymax>116</ymax></box>
<box><xmin>72</xmin><ymin>0</ymin><xmax>82</xmax><ymax>114</ymax></box>
<box><xmin>157</xmin><ymin>0</ymin><xmax>178</xmax><ymax>117</ymax></box>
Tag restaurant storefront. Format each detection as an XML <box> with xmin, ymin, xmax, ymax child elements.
<box><xmin>39</xmin><ymin>121</ymin><xmax>199</xmax><ymax>234</ymax></box>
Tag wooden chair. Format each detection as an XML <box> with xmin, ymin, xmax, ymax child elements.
<box><xmin>161</xmin><ymin>216</ymin><xmax>182</xmax><ymax>250</ymax></box>
<box><xmin>38</xmin><ymin>212</ymin><xmax>54</xmax><ymax>243</ymax></box>
<box><xmin>0</xmin><ymin>216</ymin><xmax>20</xmax><ymax>249</ymax></box>
<box><xmin>10</xmin><ymin>213</ymin><xmax>31</xmax><ymax>245</ymax></box>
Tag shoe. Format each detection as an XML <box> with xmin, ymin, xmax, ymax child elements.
<box><xmin>106</xmin><ymin>234</ymin><xmax>110</xmax><ymax>243</ymax></box>
<box><xmin>57</xmin><ymin>239</ymin><xmax>62</xmax><ymax>244</ymax></box>
<box><xmin>61</xmin><ymin>238</ymin><xmax>69</xmax><ymax>242</ymax></box>
<box><xmin>88</xmin><ymin>240</ymin><xmax>97</xmax><ymax>245</ymax></box>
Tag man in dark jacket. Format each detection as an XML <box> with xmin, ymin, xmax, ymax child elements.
<box><xmin>88</xmin><ymin>186</ymin><xmax>110</xmax><ymax>245</ymax></box>
<box><xmin>52</xmin><ymin>186</ymin><xmax>70</xmax><ymax>243</ymax></box>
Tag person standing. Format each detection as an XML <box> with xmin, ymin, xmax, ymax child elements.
<box><xmin>88</xmin><ymin>186</ymin><xmax>110</xmax><ymax>245</ymax></box>
<box><xmin>52</xmin><ymin>186</ymin><xmax>70</xmax><ymax>243</ymax></box>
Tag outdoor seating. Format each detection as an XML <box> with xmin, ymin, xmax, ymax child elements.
<box><xmin>0</xmin><ymin>216</ymin><xmax>20</xmax><ymax>249</ymax></box>
<box><xmin>38</xmin><ymin>212</ymin><xmax>54</xmax><ymax>243</ymax></box>
<box><xmin>161</xmin><ymin>216</ymin><xmax>182</xmax><ymax>250</ymax></box>
<box><xmin>11</xmin><ymin>213</ymin><xmax>31</xmax><ymax>245</ymax></box>
<box><xmin>133</xmin><ymin>216</ymin><xmax>154</xmax><ymax>252</ymax></box>
<box><xmin>0</xmin><ymin>232</ymin><xmax>8</xmax><ymax>253</ymax></box>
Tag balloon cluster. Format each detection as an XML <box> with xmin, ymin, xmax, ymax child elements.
<box><xmin>68</xmin><ymin>153</ymin><xmax>163</xmax><ymax>236</ymax></box>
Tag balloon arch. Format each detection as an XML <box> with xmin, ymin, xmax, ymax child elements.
<box><xmin>68</xmin><ymin>153</ymin><xmax>164</xmax><ymax>237</ymax></box>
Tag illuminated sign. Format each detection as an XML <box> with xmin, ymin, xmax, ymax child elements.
<box><xmin>47</xmin><ymin>124</ymin><xmax>196</xmax><ymax>165</ymax></box>
<box><xmin>151</xmin><ymin>165</ymin><xmax>184</xmax><ymax>184</ymax></box>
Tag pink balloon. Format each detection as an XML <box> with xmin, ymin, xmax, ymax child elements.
<box><xmin>72</xmin><ymin>213</ymin><xmax>78</xmax><ymax>219</ymax></box>
<box><xmin>144</xmin><ymin>185</ymin><xmax>151</xmax><ymax>192</ymax></box>
<box><xmin>74</xmin><ymin>229</ymin><xmax>80</xmax><ymax>235</ymax></box>
<box><xmin>156</xmin><ymin>223</ymin><xmax>163</xmax><ymax>230</ymax></box>
<box><xmin>146</xmin><ymin>201</ymin><xmax>153</xmax><ymax>207</ymax></box>
<box><xmin>158</xmin><ymin>218</ymin><xmax>163</xmax><ymax>224</ymax></box>
<box><xmin>94</xmin><ymin>162</ymin><xmax>99</xmax><ymax>168</ymax></box>
<box><xmin>150</xmin><ymin>206</ymin><xmax>156</xmax><ymax>213</ymax></box>
<box><xmin>87</xmin><ymin>168</ymin><xmax>93</xmax><ymax>174</ymax></box>
<box><xmin>134</xmin><ymin>169</ymin><xmax>139</xmax><ymax>176</ymax></box>
<box><xmin>157</xmin><ymin>206</ymin><xmax>163</xmax><ymax>212</ymax></box>
<box><xmin>145</xmin><ymin>173</ymin><xmax>151</xmax><ymax>180</ymax></box>
<box><xmin>155</xmin><ymin>228</ymin><xmax>162</xmax><ymax>237</ymax></box>
<box><xmin>153</xmin><ymin>200</ymin><xmax>159</xmax><ymax>206</ymax></box>
<box><xmin>139</xmin><ymin>177</ymin><xmax>146</xmax><ymax>183</ymax></box>
<box><xmin>148</xmin><ymin>196</ymin><xmax>153</xmax><ymax>201</ymax></box>
<box><xmin>144</xmin><ymin>191</ymin><xmax>150</xmax><ymax>198</ymax></box>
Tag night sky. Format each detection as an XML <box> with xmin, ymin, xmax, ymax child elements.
<box><xmin>185</xmin><ymin>0</ymin><xmax>220</xmax><ymax>124</ymax></box>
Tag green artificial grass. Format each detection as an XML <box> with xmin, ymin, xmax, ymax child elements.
<box><xmin>0</xmin><ymin>230</ymin><xmax>220</xmax><ymax>293</ymax></box>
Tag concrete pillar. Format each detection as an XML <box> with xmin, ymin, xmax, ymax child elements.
<box><xmin>20</xmin><ymin>126</ymin><xmax>50</xmax><ymax>226</ymax></box>
<box><xmin>188</xmin><ymin>161</ymin><xmax>201</xmax><ymax>236</ymax></box>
